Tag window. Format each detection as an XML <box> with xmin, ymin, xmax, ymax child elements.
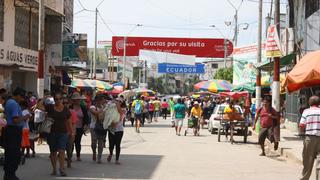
<box><xmin>0</xmin><ymin>0</ymin><xmax>3</xmax><ymax>41</ymax></box>
<box><xmin>211</xmin><ymin>63</ymin><xmax>218</xmax><ymax>69</ymax></box>
<box><xmin>14</xmin><ymin>7</ymin><xmax>38</xmax><ymax>50</ymax></box>
<box><xmin>305</xmin><ymin>0</ymin><xmax>319</xmax><ymax>18</ymax></box>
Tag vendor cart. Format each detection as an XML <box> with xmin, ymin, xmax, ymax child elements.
<box><xmin>217</xmin><ymin>112</ymin><xmax>248</xmax><ymax>144</ymax></box>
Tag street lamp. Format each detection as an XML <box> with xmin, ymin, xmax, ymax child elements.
<box><xmin>122</xmin><ymin>24</ymin><xmax>143</xmax><ymax>86</ymax></box>
<box><xmin>210</xmin><ymin>25</ymin><xmax>229</xmax><ymax>68</ymax></box>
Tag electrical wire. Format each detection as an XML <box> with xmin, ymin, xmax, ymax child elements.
<box><xmin>98</xmin><ymin>11</ymin><xmax>115</xmax><ymax>35</ymax></box>
<box><xmin>246</xmin><ymin>0</ymin><xmax>287</xmax><ymax>4</ymax></box>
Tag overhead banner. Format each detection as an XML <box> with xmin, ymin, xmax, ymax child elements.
<box><xmin>139</xmin><ymin>50</ymin><xmax>195</xmax><ymax>65</ymax></box>
<box><xmin>112</xmin><ymin>36</ymin><xmax>233</xmax><ymax>58</ymax></box>
<box><xmin>266</xmin><ymin>25</ymin><xmax>283</xmax><ymax>57</ymax></box>
<box><xmin>233</xmin><ymin>44</ymin><xmax>268</xmax><ymax>85</ymax></box>
<box><xmin>158</xmin><ymin>63</ymin><xmax>205</xmax><ymax>74</ymax></box>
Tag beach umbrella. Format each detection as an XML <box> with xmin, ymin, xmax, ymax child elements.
<box><xmin>132</xmin><ymin>88</ymin><xmax>156</xmax><ymax>97</ymax></box>
<box><xmin>71</xmin><ymin>79</ymin><xmax>93</xmax><ymax>88</ymax></box>
<box><xmin>194</xmin><ymin>80</ymin><xmax>233</xmax><ymax>93</ymax></box>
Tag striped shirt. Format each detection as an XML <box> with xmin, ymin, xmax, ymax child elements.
<box><xmin>300</xmin><ymin>107</ymin><xmax>320</xmax><ymax>136</ymax></box>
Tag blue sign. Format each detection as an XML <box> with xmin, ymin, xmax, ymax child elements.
<box><xmin>158</xmin><ymin>63</ymin><xmax>205</xmax><ymax>74</ymax></box>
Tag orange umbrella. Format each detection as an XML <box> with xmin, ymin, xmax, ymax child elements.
<box><xmin>285</xmin><ymin>51</ymin><xmax>320</xmax><ymax>93</ymax></box>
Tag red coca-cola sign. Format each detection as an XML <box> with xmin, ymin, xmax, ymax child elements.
<box><xmin>112</xmin><ymin>36</ymin><xmax>233</xmax><ymax>58</ymax></box>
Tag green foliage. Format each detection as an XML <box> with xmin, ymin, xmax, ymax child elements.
<box><xmin>214</xmin><ymin>67</ymin><xmax>233</xmax><ymax>83</ymax></box>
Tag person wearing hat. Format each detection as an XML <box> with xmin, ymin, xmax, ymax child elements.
<box><xmin>3</xmin><ymin>87</ymin><xmax>26</xmax><ymax>180</ymax></box>
<box><xmin>190</xmin><ymin>101</ymin><xmax>203</xmax><ymax>136</ymax></box>
<box><xmin>69</xmin><ymin>92</ymin><xmax>89</xmax><ymax>163</ymax></box>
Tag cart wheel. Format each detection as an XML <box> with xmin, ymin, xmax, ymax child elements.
<box><xmin>184</xmin><ymin>130</ymin><xmax>187</xmax><ymax>136</ymax></box>
<box><xmin>243</xmin><ymin>126</ymin><xmax>248</xmax><ymax>143</ymax></box>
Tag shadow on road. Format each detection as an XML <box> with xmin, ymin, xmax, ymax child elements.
<box><xmin>1</xmin><ymin>154</ymin><xmax>163</xmax><ymax>180</ymax></box>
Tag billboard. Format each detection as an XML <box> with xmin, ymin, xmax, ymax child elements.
<box><xmin>233</xmin><ymin>44</ymin><xmax>268</xmax><ymax>85</ymax></box>
<box><xmin>62</xmin><ymin>33</ymin><xmax>88</xmax><ymax>62</ymax></box>
<box><xmin>158</xmin><ymin>63</ymin><xmax>205</xmax><ymax>74</ymax></box>
<box><xmin>112</xmin><ymin>36</ymin><xmax>233</xmax><ymax>58</ymax></box>
<box><xmin>139</xmin><ymin>50</ymin><xmax>195</xmax><ymax>65</ymax></box>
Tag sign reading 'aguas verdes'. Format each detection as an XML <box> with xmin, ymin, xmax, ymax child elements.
<box><xmin>0</xmin><ymin>42</ymin><xmax>38</xmax><ymax>71</ymax></box>
<box><xmin>158</xmin><ymin>63</ymin><xmax>205</xmax><ymax>74</ymax></box>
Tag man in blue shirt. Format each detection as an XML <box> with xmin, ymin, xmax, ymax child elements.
<box><xmin>3</xmin><ymin>87</ymin><xmax>25</xmax><ymax>180</ymax></box>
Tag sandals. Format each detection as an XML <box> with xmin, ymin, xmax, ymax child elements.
<box><xmin>59</xmin><ymin>169</ymin><xmax>67</xmax><ymax>177</ymax></box>
<box><xmin>107</xmin><ymin>155</ymin><xmax>112</xmax><ymax>162</ymax></box>
<box><xmin>50</xmin><ymin>170</ymin><xmax>57</xmax><ymax>176</ymax></box>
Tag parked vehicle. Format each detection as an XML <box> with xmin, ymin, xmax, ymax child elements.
<box><xmin>208</xmin><ymin>104</ymin><xmax>243</xmax><ymax>134</ymax></box>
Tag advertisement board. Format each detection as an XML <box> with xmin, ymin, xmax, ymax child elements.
<box><xmin>158</xmin><ymin>63</ymin><xmax>205</xmax><ymax>74</ymax></box>
<box><xmin>112</xmin><ymin>36</ymin><xmax>233</xmax><ymax>58</ymax></box>
<box><xmin>233</xmin><ymin>44</ymin><xmax>268</xmax><ymax>85</ymax></box>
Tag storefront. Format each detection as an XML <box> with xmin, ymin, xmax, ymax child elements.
<box><xmin>0</xmin><ymin>41</ymin><xmax>38</xmax><ymax>93</ymax></box>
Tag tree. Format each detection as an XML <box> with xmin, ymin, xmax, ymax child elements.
<box><xmin>214</xmin><ymin>67</ymin><xmax>233</xmax><ymax>83</ymax></box>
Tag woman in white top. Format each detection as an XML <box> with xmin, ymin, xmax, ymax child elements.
<box><xmin>89</xmin><ymin>95</ymin><xmax>106</xmax><ymax>164</ymax></box>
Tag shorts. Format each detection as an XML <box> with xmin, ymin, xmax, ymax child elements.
<box><xmin>192</xmin><ymin>118</ymin><xmax>199</xmax><ymax>128</ymax></box>
<box><xmin>175</xmin><ymin>118</ymin><xmax>184</xmax><ymax>127</ymax></box>
<box><xmin>258</xmin><ymin>127</ymin><xmax>274</xmax><ymax>144</ymax></box>
<box><xmin>135</xmin><ymin>113</ymin><xmax>142</xmax><ymax>121</ymax></box>
<box><xmin>48</xmin><ymin>132</ymin><xmax>68</xmax><ymax>152</ymax></box>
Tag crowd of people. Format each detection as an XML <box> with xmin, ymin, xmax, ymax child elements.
<box><xmin>0</xmin><ymin>87</ymin><xmax>127</xmax><ymax>180</ymax></box>
<box><xmin>0</xmin><ymin>86</ymin><xmax>316</xmax><ymax>180</ymax></box>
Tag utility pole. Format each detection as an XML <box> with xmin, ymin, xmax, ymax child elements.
<box><xmin>224</xmin><ymin>39</ymin><xmax>227</xmax><ymax>68</ymax></box>
<box><xmin>256</xmin><ymin>0</ymin><xmax>263</xmax><ymax>109</ymax></box>
<box><xmin>93</xmin><ymin>8</ymin><xmax>98</xmax><ymax>79</ymax></box>
<box><xmin>234</xmin><ymin>10</ymin><xmax>238</xmax><ymax>47</ymax></box>
<box><xmin>122</xmin><ymin>36</ymin><xmax>127</xmax><ymax>86</ymax></box>
<box><xmin>272</xmin><ymin>0</ymin><xmax>281</xmax><ymax>112</ymax></box>
<box><xmin>37</xmin><ymin>0</ymin><xmax>45</xmax><ymax>98</ymax></box>
<box><xmin>144</xmin><ymin>60</ymin><xmax>147</xmax><ymax>83</ymax></box>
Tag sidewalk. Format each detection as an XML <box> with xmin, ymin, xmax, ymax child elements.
<box><xmin>254</xmin><ymin>127</ymin><xmax>303</xmax><ymax>164</ymax></box>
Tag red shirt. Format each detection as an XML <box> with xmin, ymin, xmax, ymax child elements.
<box><xmin>161</xmin><ymin>102</ymin><xmax>169</xmax><ymax>109</ymax></box>
<box><xmin>258</xmin><ymin>107</ymin><xmax>276</xmax><ymax>128</ymax></box>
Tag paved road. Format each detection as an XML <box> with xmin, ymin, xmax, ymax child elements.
<box><xmin>0</xmin><ymin>118</ymin><xmax>304</xmax><ymax>180</ymax></box>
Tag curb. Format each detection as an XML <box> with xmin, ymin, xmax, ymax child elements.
<box><xmin>251</xmin><ymin>130</ymin><xmax>302</xmax><ymax>164</ymax></box>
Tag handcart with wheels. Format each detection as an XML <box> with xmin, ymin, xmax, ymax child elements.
<box><xmin>217</xmin><ymin>112</ymin><xmax>248</xmax><ymax>144</ymax></box>
<box><xmin>184</xmin><ymin>116</ymin><xmax>200</xmax><ymax>136</ymax></box>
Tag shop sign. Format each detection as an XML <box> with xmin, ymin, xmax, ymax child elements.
<box><xmin>266</xmin><ymin>25</ymin><xmax>283</xmax><ymax>58</ymax></box>
<box><xmin>0</xmin><ymin>42</ymin><xmax>38</xmax><ymax>71</ymax></box>
<box><xmin>112</xmin><ymin>36</ymin><xmax>233</xmax><ymax>58</ymax></box>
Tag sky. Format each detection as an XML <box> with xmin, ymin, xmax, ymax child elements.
<box><xmin>73</xmin><ymin>0</ymin><xmax>288</xmax><ymax>48</ymax></box>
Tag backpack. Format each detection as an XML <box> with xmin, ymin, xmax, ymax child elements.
<box><xmin>134</xmin><ymin>100</ymin><xmax>143</xmax><ymax>114</ymax></box>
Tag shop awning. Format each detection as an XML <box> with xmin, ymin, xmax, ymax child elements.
<box><xmin>256</xmin><ymin>53</ymin><xmax>296</xmax><ymax>71</ymax></box>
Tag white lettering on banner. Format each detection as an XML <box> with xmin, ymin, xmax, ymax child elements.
<box><xmin>166</xmin><ymin>67</ymin><xmax>197</xmax><ymax>73</ymax></box>
<box><xmin>0</xmin><ymin>42</ymin><xmax>38</xmax><ymax>71</ymax></box>
<box><xmin>142</xmin><ymin>40</ymin><xmax>206</xmax><ymax>48</ymax></box>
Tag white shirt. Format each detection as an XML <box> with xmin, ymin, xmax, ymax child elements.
<box><xmin>34</xmin><ymin>109</ymin><xmax>45</xmax><ymax>123</ymax></box>
<box><xmin>22</xmin><ymin>109</ymin><xmax>31</xmax><ymax>129</ymax></box>
<box><xmin>89</xmin><ymin>105</ymin><xmax>104</xmax><ymax>129</ymax></box>
<box><xmin>300</xmin><ymin>107</ymin><xmax>320</xmax><ymax>136</ymax></box>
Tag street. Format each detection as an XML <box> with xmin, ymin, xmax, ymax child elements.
<box><xmin>1</xmin><ymin>118</ymin><xmax>302</xmax><ymax>180</ymax></box>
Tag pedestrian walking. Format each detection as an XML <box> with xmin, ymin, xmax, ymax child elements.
<box><xmin>250</xmin><ymin>98</ymin><xmax>256</xmax><ymax>127</ymax></box>
<box><xmin>161</xmin><ymin>99</ymin><xmax>169</xmax><ymax>120</ymax></box>
<box><xmin>107</xmin><ymin>98</ymin><xmax>124</xmax><ymax>165</ymax></box>
<box><xmin>299</xmin><ymin>96</ymin><xmax>320</xmax><ymax>180</ymax></box>
<box><xmin>253</xmin><ymin>98</ymin><xmax>277</xmax><ymax>156</ymax></box>
<box><xmin>148</xmin><ymin>100</ymin><xmax>155</xmax><ymax>123</ymax></box>
<box><xmin>169</xmin><ymin>97</ymin><xmax>175</xmax><ymax>126</ymax></box>
<box><xmin>132</xmin><ymin>95</ymin><xmax>144</xmax><ymax>133</ymax></box>
<box><xmin>89</xmin><ymin>95</ymin><xmax>107</xmax><ymax>163</ymax></box>
<box><xmin>142</xmin><ymin>98</ymin><xmax>149</xmax><ymax>126</ymax></box>
<box><xmin>20</xmin><ymin>101</ymin><xmax>32</xmax><ymax>165</ymax></box>
<box><xmin>34</xmin><ymin>99</ymin><xmax>46</xmax><ymax>145</ymax></box>
<box><xmin>190</xmin><ymin>101</ymin><xmax>202</xmax><ymax>136</ymax></box>
<box><xmin>153</xmin><ymin>97</ymin><xmax>161</xmax><ymax>122</ymax></box>
<box><xmin>3</xmin><ymin>87</ymin><xmax>25</xmax><ymax>180</ymax></box>
<box><xmin>173</xmin><ymin>98</ymin><xmax>186</xmax><ymax>136</ymax></box>
<box><xmin>64</xmin><ymin>97</ymin><xmax>76</xmax><ymax>168</ymax></box>
<box><xmin>70</xmin><ymin>92</ymin><xmax>89</xmax><ymax>162</ymax></box>
<box><xmin>46</xmin><ymin>92</ymin><xmax>73</xmax><ymax>177</ymax></box>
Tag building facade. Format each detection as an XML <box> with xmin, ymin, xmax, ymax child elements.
<box><xmin>0</xmin><ymin>0</ymin><xmax>65</xmax><ymax>94</ymax></box>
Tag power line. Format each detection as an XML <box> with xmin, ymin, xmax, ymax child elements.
<box><xmin>246</xmin><ymin>0</ymin><xmax>287</xmax><ymax>4</ymax></box>
<box><xmin>98</xmin><ymin>11</ymin><xmax>115</xmax><ymax>35</ymax></box>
